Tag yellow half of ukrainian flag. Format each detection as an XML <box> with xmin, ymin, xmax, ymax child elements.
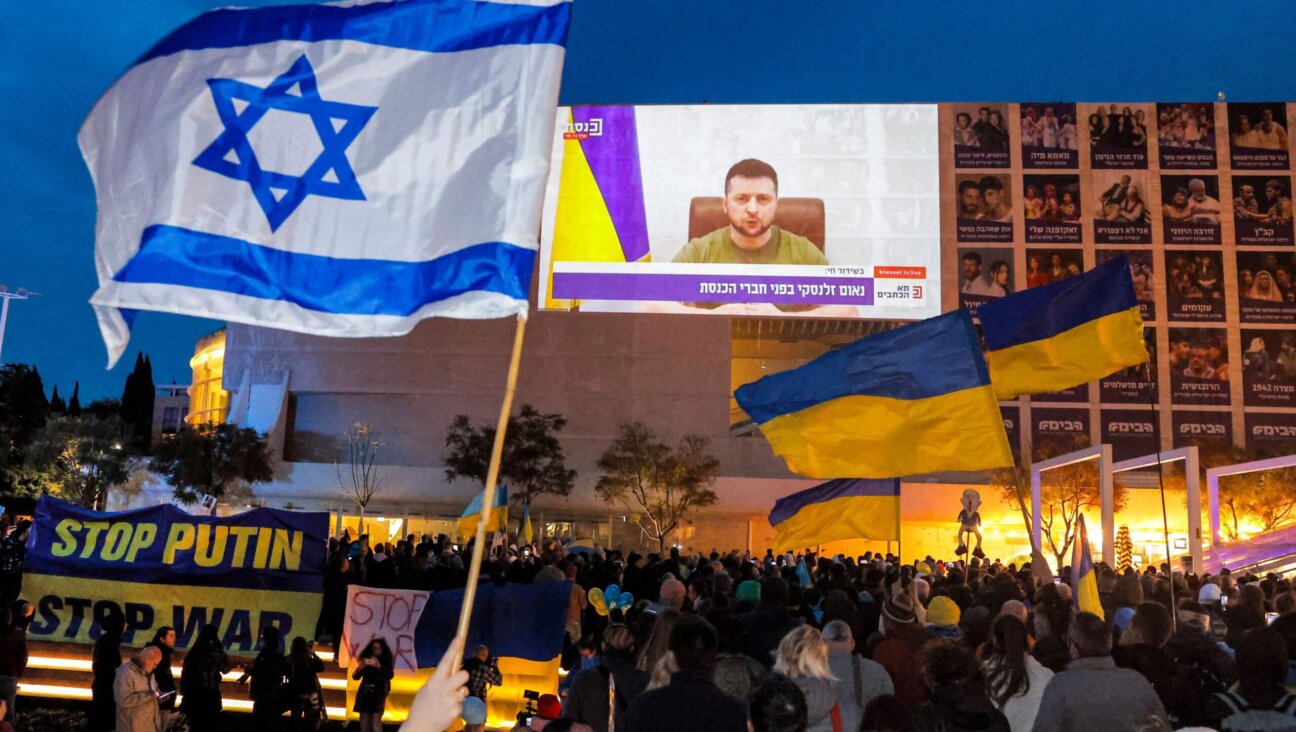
<box><xmin>979</xmin><ymin>254</ymin><xmax>1148</xmax><ymax>400</ymax></box>
<box><xmin>1071</xmin><ymin>514</ymin><xmax>1104</xmax><ymax>620</ymax></box>
<box><xmin>769</xmin><ymin>479</ymin><xmax>900</xmax><ymax>551</ymax></box>
<box><xmin>734</xmin><ymin>310</ymin><xmax>1012</xmax><ymax>479</ymax></box>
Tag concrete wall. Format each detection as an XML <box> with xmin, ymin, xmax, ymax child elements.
<box><xmin>221</xmin><ymin>310</ymin><xmax>816</xmax><ymax>543</ymax></box>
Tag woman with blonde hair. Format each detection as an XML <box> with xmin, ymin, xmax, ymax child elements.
<box><xmin>773</xmin><ymin>626</ymin><xmax>841</xmax><ymax>732</ymax></box>
<box><xmin>636</xmin><ymin>609</ymin><xmax>681</xmax><ymax>675</ymax></box>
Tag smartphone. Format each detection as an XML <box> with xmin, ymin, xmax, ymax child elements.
<box><xmin>1053</xmin><ymin>578</ymin><xmax>1062</xmax><ymax>584</ymax></box>
<box><xmin>157</xmin><ymin>690</ymin><xmax>176</xmax><ymax>703</ymax></box>
<box><xmin>1267</xmin><ymin>612</ymin><xmax>1279</xmax><ymax>625</ymax></box>
<box><xmin>1221</xmin><ymin>596</ymin><xmax>1228</xmax><ymax>607</ymax></box>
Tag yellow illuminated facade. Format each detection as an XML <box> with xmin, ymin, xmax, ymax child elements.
<box><xmin>188</xmin><ymin>329</ymin><xmax>229</xmax><ymax>425</ymax></box>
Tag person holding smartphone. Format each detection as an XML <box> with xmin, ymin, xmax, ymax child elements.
<box><xmin>113</xmin><ymin>646</ymin><xmax>164</xmax><ymax>732</ymax></box>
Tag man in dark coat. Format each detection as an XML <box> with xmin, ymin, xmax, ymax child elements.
<box><xmin>623</xmin><ymin>616</ymin><xmax>746</xmax><ymax>732</ymax></box>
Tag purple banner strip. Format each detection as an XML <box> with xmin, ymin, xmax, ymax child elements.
<box><xmin>574</xmin><ymin>106</ymin><xmax>651</xmax><ymax>262</ymax></box>
<box><xmin>552</xmin><ymin>272</ymin><xmax>875</xmax><ymax>305</ymax></box>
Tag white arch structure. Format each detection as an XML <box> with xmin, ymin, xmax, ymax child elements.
<box><xmin>1206</xmin><ymin>453</ymin><xmax>1296</xmax><ymax>569</ymax></box>
<box><xmin>1030</xmin><ymin>445</ymin><xmax>1202</xmax><ymax>569</ymax></box>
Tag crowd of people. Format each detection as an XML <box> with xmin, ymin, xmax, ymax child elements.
<box><xmin>7</xmin><ymin>523</ymin><xmax>1296</xmax><ymax>731</ymax></box>
<box><xmin>1158</xmin><ymin>104</ymin><xmax>1215</xmax><ymax>150</ymax></box>
<box><xmin>1089</xmin><ymin>105</ymin><xmax>1148</xmax><ymax>150</ymax></box>
<box><xmin>1167</xmin><ymin>253</ymin><xmax>1226</xmax><ymax>305</ymax></box>
<box><xmin>1020</xmin><ymin>107</ymin><xmax>1078</xmax><ymax>151</ymax></box>
<box><xmin>1023</xmin><ymin>183</ymin><xmax>1081</xmax><ymax>224</ymax></box>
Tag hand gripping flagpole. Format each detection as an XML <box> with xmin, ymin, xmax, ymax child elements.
<box><xmin>451</xmin><ymin>313</ymin><xmax>527</xmax><ymax>669</ymax></box>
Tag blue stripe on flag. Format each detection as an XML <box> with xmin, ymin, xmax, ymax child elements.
<box><xmin>461</xmin><ymin>486</ymin><xmax>508</xmax><ymax>518</ymax></box>
<box><xmin>113</xmin><ymin>225</ymin><xmax>534</xmax><ymax>316</ymax></box>
<box><xmin>768</xmin><ymin>479</ymin><xmax>900</xmax><ymax>526</ymax></box>
<box><xmin>136</xmin><ymin>0</ymin><xmax>571</xmax><ymax>66</ymax></box>
<box><xmin>734</xmin><ymin>310</ymin><xmax>990</xmax><ymax>425</ymax></box>
<box><xmin>978</xmin><ymin>254</ymin><xmax>1136</xmax><ymax>351</ymax></box>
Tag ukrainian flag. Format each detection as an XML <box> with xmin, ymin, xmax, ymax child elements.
<box><xmin>521</xmin><ymin>502</ymin><xmax>534</xmax><ymax>545</ymax></box>
<box><xmin>458</xmin><ymin>486</ymin><xmax>509</xmax><ymax>538</ymax></box>
<box><xmin>978</xmin><ymin>253</ymin><xmax>1147</xmax><ymax>400</ymax></box>
<box><xmin>1071</xmin><ymin>514</ymin><xmax>1104</xmax><ymax>620</ymax></box>
<box><xmin>734</xmin><ymin>310</ymin><xmax>1013</xmax><ymax>479</ymax></box>
<box><xmin>770</xmin><ymin>479</ymin><xmax>900</xmax><ymax>552</ymax></box>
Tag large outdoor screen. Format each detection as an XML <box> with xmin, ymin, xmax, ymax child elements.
<box><xmin>539</xmin><ymin>104</ymin><xmax>941</xmax><ymax>319</ymax></box>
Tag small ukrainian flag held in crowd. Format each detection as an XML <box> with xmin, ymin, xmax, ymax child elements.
<box><xmin>80</xmin><ymin>0</ymin><xmax>571</xmax><ymax>367</ymax></box>
<box><xmin>459</xmin><ymin>486</ymin><xmax>509</xmax><ymax>538</ymax></box>
<box><xmin>770</xmin><ymin>479</ymin><xmax>900</xmax><ymax>552</ymax></box>
<box><xmin>734</xmin><ymin>310</ymin><xmax>1012</xmax><ymax>479</ymax></box>
<box><xmin>521</xmin><ymin>502</ymin><xmax>535</xmax><ymax>545</ymax></box>
<box><xmin>978</xmin><ymin>253</ymin><xmax>1147</xmax><ymax>400</ymax></box>
<box><xmin>1071</xmin><ymin>513</ymin><xmax>1104</xmax><ymax>620</ymax></box>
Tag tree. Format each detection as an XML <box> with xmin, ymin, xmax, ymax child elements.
<box><xmin>0</xmin><ymin>364</ymin><xmax>49</xmax><ymax>494</ymax></box>
<box><xmin>337</xmin><ymin>422</ymin><xmax>383</xmax><ymax>535</ymax></box>
<box><xmin>443</xmin><ymin>404</ymin><xmax>577</xmax><ymax>508</ymax></box>
<box><xmin>1183</xmin><ymin>442</ymin><xmax>1296</xmax><ymax>541</ymax></box>
<box><xmin>48</xmin><ymin>386</ymin><xmax>66</xmax><ymax>416</ymax></box>
<box><xmin>150</xmin><ymin>422</ymin><xmax>273</xmax><ymax>512</ymax></box>
<box><xmin>120</xmin><ymin>353</ymin><xmax>156</xmax><ymax>452</ymax></box>
<box><xmin>595</xmin><ymin>422</ymin><xmax>719</xmax><ymax>550</ymax></box>
<box><xmin>993</xmin><ymin>436</ymin><xmax>1128</xmax><ymax>569</ymax></box>
<box><xmin>25</xmin><ymin>415</ymin><xmax>134</xmax><ymax>508</ymax></box>
<box><xmin>68</xmin><ymin>382</ymin><xmax>82</xmax><ymax>417</ymax></box>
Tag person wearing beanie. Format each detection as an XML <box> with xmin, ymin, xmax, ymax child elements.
<box><xmin>1198</xmin><ymin>581</ymin><xmax>1222</xmax><ymax>606</ymax></box>
<box><xmin>1162</xmin><ymin>600</ymin><xmax>1237</xmax><ymax>728</ymax></box>
<box><xmin>872</xmin><ymin>591</ymin><xmax>932</xmax><ymax>707</ymax></box>
<box><xmin>736</xmin><ymin>580</ymin><xmax>762</xmax><ymax>607</ymax></box>
<box><xmin>738</xmin><ymin>576</ymin><xmax>801</xmax><ymax>669</ymax></box>
<box><xmin>926</xmin><ymin>596</ymin><xmax>962</xmax><ymax>640</ymax></box>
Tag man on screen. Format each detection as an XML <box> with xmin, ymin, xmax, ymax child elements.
<box><xmin>672</xmin><ymin>159</ymin><xmax>828</xmax><ymax>266</ymax></box>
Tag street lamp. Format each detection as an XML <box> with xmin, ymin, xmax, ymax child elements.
<box><xmin>0</xmin><ymin>285</ymin><xmax>40</xmax><ymax>364</ymax></box>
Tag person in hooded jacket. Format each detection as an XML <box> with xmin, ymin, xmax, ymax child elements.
<box><xmin>566</xmin><ymin>624</ymin><xmax>650</xmax><ymax>732</ymax></box>
<box><xmin>772</xmin><ymin>626</ymin><xmax>841</xmax><ymax>732</ymax></box>
<box><xmin>913</xmin><ymin>640</ymin><xmax>1010</xmax><ymax>732</ymax></box>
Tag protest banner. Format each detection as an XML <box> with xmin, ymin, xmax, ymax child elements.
<box><xmin>338</xmin><ymin>586</ymin><xmax>430</xmax><ymax>672</ymax></box>
<box><xmin>24</xmin><ymin>496</ymin><xmax>326</xmax><ymax>653</ymax></box>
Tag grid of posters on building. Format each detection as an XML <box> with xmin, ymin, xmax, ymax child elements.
<box><xmin>941</xmin><ymin>101</ymin><xmax>1296</xmax><ymax>459</ymax></box>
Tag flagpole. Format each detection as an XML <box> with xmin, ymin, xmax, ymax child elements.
<box><xmin>1145</xmin><ymin>360</ymin><xmax>1176</xmax><ymax>632</ymax></box>
<box><xmin>451</xmin><ymin>313</ymin><xmax>528</xmax><ymax>668</ymax></box>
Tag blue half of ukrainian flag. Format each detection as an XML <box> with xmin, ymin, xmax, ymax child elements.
<box><xmin>458</xmin><ymin>485</ymin><xmax>508</xmax><ymax>537</ymax></box>
<box><xmin>978</xmin><ymin>253</ymin><xmax>1147</xmax><ymax>400</ymax></box>
<box><xmin>734</xmin><ymin>310</ymin><xmax>1012</xmax><ymax>479</ymax></box>
<box><xmin>769</xmin><ymin>479</ymin><xmax>900</xmax><ymax>551</ymax></box>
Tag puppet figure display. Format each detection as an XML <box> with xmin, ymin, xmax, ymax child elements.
<box><xmin>956</xmin><ymin>488</ymin><xmax>985</xmax><ymax>559</ymax></box>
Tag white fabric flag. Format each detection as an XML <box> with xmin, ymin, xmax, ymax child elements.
<box><xmin>81</xmin><ymin>0</ymin><xmax>571</xmax><ymax>367</ymax></box>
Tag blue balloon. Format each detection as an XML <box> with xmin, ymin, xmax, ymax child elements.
<box><xmin>605</xmin><ymin>584</ymin><xmax>620</xmax><ymax>599</ymax></box>
<box><xmin>618</xmin><ymin>591</ymin><xmax>634</xmax><ymax>608</ymax></box>
<box><xmin>462</xmin><ymin>696</ymin><xmax>487</xmax><ymax>725</ymax></box>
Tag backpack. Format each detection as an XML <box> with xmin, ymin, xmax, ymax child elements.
<box><xmin>1214</xmin><ymin>691</ymin><xmax>1296</xmax><ymax>731</ymax></box>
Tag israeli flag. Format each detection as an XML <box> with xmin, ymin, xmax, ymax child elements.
<box><xmin>82</xmin><ymin>0</ymin><xmax>571</xmax><ymax>367</ymax></box>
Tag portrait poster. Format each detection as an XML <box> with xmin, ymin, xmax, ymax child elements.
<box><xmin>1024</xmin><ymin>248</ymin><xmax>1085</xmax><ymax>289</ymax></box>
<box><xmin>1160</xmin><ymin>175</ymin><xmax>1223</xmax><ymax>245</ymax></box>
<box><xmin>957</xmin><ymin>247</ymin><xmax>1013</xmax><ymax>316</ymax></box>
<box><xmin>1023</xmin><ymin>174</ymin><xmax>1081</xmax><ymax>243</ymax></box>
<box><xmin>1227</xmin><ymin>103</ymin><xmax>1290</xmax><ymax>170</ymax></box>
<box><xmin>1031</xmin><ymin>407</ymin><xmax>1090</xmax><ymax>459</ymax></box>
<box><xmin>1100</xmin><ymin>328</ymin><xmax>1156</xmax><ymax>403</ymax></box>
<box><xmin>541</xmin><ymin>104</ymin><xmax>941</xmax><ymax>319</ymax></box>
<box><xmin>1245</xmin><ymin>411</ymin><xmax>1296</xmax><ymax>453</ymax></box>
<box><xmin>955</xmin><ymin>174</ymin><xmax>1013</xmax><ymax>243</ymax></box>
<box><xmin>1236</xmin><ymin>251</ymin><xmax>1296</xmax><ymax>324</ymax></box>
<box><xmin>1168</xmin><ymin>328</ymin><xmax>1230</xmax><ymax>405</ymax></box>
<box><xmin>1156</xmin><ymin>103</ymin><xmax>1217</xmax><ymax>169</ymax></box>
<box><xmin>1232</xmin><ymin>175</ymin><xmax>1294</xmax><ymax>246</ymax></box>
<box><xmin>1165</xmin><ymin>251</ymin><xmax>1226</xmax><ymax>322</ymax></box>
<box><xmin>1092</xmin><ymin>171</ymin><xmax>1152</xmax><ymax>244</ymax></box>
<box><xmin>1087</xmin><ymin>103</ymin><xmax>1151</xmax><ymax>169</ymax></box>
<box><xmin>1241</xmin><ymin>329</ymin><xmax>1296</xmax><ymax>407</ymax></box>
<box><xmin>1172</xmin><ymin>410</ymin><xmax>1232</xmax><ymax>448</ymax></box>
<box><xmin>1097</xmin><ymin>250</ymin><xmax>1155</xmax><ymax>322</ymax></box>
<box><xmin>951</xmin><ymin>104</ymin><xmax>1011</xmax><ymax>169</ymax></box>
<box><xmin>1019</xmin><ymin>103</ymin><xmax>1079</xmax><ymax>168</ymax></box>
<box><xmin>1101</xmin><ymin>409</ymin><xmax>1159</xmax><ymax>462</ymax></box>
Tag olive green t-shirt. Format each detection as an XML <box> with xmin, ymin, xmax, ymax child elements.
<box><xmin>671</xmin><ymin>226</ymin><xmax>828</xmax><ymax>265</ymax></box>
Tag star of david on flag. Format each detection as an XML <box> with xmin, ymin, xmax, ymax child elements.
<box><xmin>81</xmin><ymin>0</ymin><xmax>572</xmax><ymax>368</ymax></box>
<box><xmin>192</xmin><ymin>54</ymin><xmax>376</xmax><ymax>232</ymax></box>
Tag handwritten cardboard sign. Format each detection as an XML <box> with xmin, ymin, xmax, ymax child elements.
<box><xmin>339</xmin><ymin>585</ymin><xmax>430</xmax><ymax>672</ymax></box>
